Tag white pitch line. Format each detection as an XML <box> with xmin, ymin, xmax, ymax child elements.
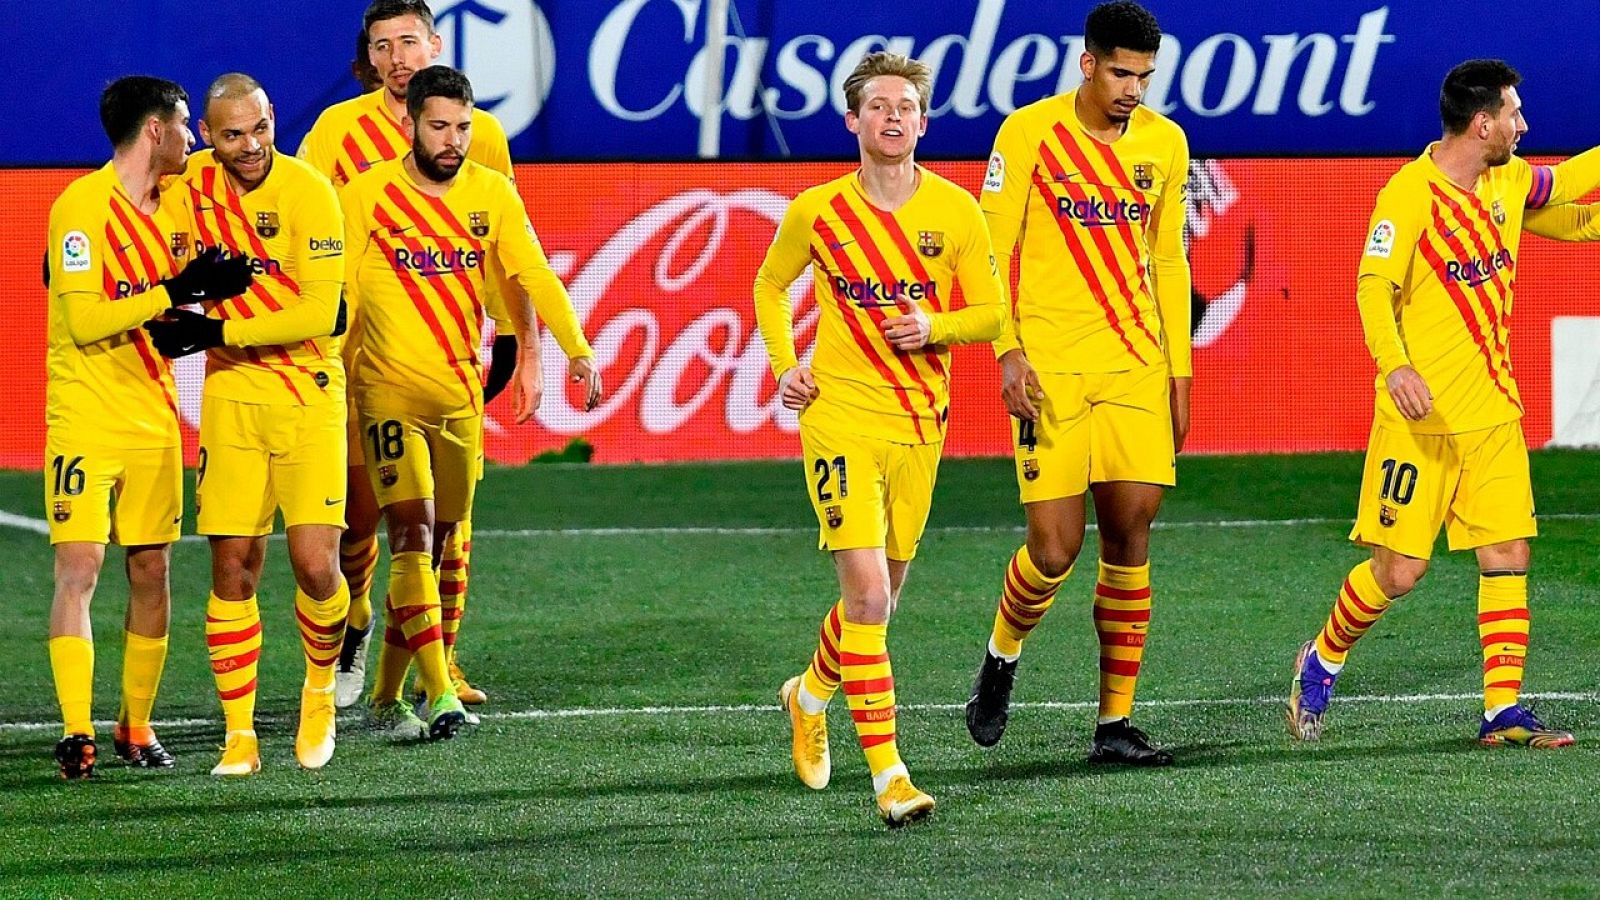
<box><xmin>3</xmin><ymin>691</ymin><xmax>1594</xmax><ymax>734</ymax></box>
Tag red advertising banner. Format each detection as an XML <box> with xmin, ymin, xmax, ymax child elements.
<box><xmin>7</xmin><ymin>160</ymin><xmax>1597</xmax><ymax>468</ymax></box>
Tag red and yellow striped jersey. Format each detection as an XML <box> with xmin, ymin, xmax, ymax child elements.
<box><xmin>341</xmin><ymin>158</ymin><xmax>590</xmax><ymax>418</ymax></box>
<box><xmin>981</xmin><ymin>89</ymin><xmax>1191</xmax><ymax>376</ymax></box>
<box><xmin>46</xmin><ymin>164</ymin><xmax>189</xmax><ymax>448</ymax></box>
<box><xmin>297</xmin><ymin>88</ymin><xmax>512</xmax><ymax>188</ymax></box>
<box><xmin>1358</xmin><ymin>148</ymin><xmax>1574</xmax><ymax>434</ymax></box>
<box><xmin>754</xmin><ymin>167</ymin><xmax>1006</xmax><ymax>445</ymax></box>
<box><xmin>179</xmin><ymin>150</ymin><xmax>345</xmax><ymax>406</ymax></box>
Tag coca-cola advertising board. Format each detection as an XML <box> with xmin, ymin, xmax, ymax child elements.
<box><xmin>6</xmin><ymin>159</ymin><xmax>1597</xmax><ymax>469</ymax></box>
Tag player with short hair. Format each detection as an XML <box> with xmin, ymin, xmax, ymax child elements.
<box><xmin>300</xmin><ymin>0</ymin><xmax>557</xmax><ymax>711</ymax></box>
<box><xmin>143</xmin><ymin>74</ymin><xmax>349</xmax><ymax>775</ymax></box>
<box><xmin>44</xmin><ymin>75</ymin><xmax>251</xmax><ymax>778</ymax></box>
<box><xmin>964</xmin><ymin>0</ymin><xmax>1192</xmax><ymax>765</ymax></box>
<box><xmin>757</xmin><ymin>51</ymin><xmax>1006</xmax><ymax>826</ymax></box>
<box><xmin>339</xmin><ymin>65</ymin><xmax>597</xmax><ymax>740</ymax></box>
<box><xmin>1288</xmin><ymin>59</ymin><xmax>1600</xmax><ymax>746</ymax></box>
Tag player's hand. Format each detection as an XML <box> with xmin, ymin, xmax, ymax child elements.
<box><xmin>161</xmin><ymin>246</ymin><xmax>253</xmax><ymax>305</ymax></box>
<box><xmin>1169</xmin><ymin>376</ymin><xmax>1192</xmax><ymax>453</ymax></box>
<box><xmin>510</xmin><ymin>356</ymin><xmax>541</xmax><ymax>425</ymax></box>
<box><xmin>482</xmin><ymin>334</ymin><xmax>520</xmax><ymax>405</ymax></box>
<box><xmin>144</xmin><ymin>308</ymin><xmax>224</xmax><ymax>358</ymax></box>
<box><xmin>999</xmin><ymin>350</ymin><xmax>1043</xmax><ymax>422</ymax></box>
<box><xmin>881</xmin><ymin>299</ymin><xmax>932</xmax><ymax>351</ymax></box>
<box><xmin>1386</xmin><ymin>365</ymin><xmax>1433</xmax><ymax>420</ymax></box>
<box><xmin>569</xmin><ymin>356</ymin><xmax>603</xmax><ymax>411</ymax></box>
<box><xmin>778</xmin><ymin>366</ymin><xmax>819</xmax><ymax>412</ymax></box>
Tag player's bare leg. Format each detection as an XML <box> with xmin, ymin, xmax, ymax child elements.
<box><xmin>831</xmin><ymin>548</ymin><xmax>932</xmax><ymax>826</ymax></box>
<box><xmin>286</xmin><ymin>524</ymin><xmax>351</xmax><ymax>768</ymax></box>
<box><xmin>381</xmin><ymin>499</ymin><xmax>465</xmax><ymax>740</ymax></box>
<box><xmin>115</xmin><ymin>544</ymin><xmax>174</xmax><ymax>770</ymax></box>
<box><xmin>48</xmin><ymin>542</ymin><xmax>106</xmax><ymax>779</ymax></box>
<box><xmin>967</xmin><ymin>495</ymin><xmax>1085</xmax><ymax>747</ymax></box>
<box><xmin>207</xmin><ymin>536</ymin><xmax>267</xmax><ymax>775</ymax></box>
<box><xmin>336</xmin><ymin>465</ymin><xmax>382</xmax><ymax>707</ymax></box>
<box><xmin>1085</xmin><ymin>481</ymin><xmax>1172</xmax><ymax>766</ymax></box>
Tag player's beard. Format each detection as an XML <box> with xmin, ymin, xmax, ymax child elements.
<box><xmin>223</xmin><ymin>146</ymin><xmax>274</xmax><ymax>191</ymax></box>
<box><xmin>413</xmin><ymin>141</ymin><xmax>463</xmax><ymax>182</ymax></box>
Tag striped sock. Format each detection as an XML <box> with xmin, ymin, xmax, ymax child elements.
<box><xmin>119</xmin><ymin>632</ymin><xmax>168</xmax><ymax>733</ymax></box>
<box><xmin>1478</xmin><ymin>573</ymin><xmax>1529</xmax><ymax>716</ymax></box>
<box><xmin>206</xmin><ymin>593</ymin><xmax>262</xmax><ymax>734</ymax></box>
<box><xmin>389</xmin><ymin>551</ymin><xmax>451</xmax><ymax>703</ymax></box>
<box><xmin>798</xmin><ymin>599</ymin><xmax>844</xmax><ymax>714</ymax></box>
<box><xmin>991</xmin><ymin>545</ymin><xmax>1068</xmax><ymax>660</ymax></box>
<box><xmin>839</xmin><ymin>617</ymin><xmax>903</xmax><ymax>795</ymax></box>
<box><xmin>1314</xmin><ymin>561</ymin><xmax>1393</xmax><ymax>669</ymax></box>
<box><xmin>339</xmin><ymin>534</ymin><xmax>380</xmax><ymax>633</ymax></box>
<box><xmin>1094</xmin><ymin>560</ymin><xmax>1152</xmax><ymax>723</ymax></box>
<box><xmin>440</xmin><ymin>521</ymin><xmax>470</xmax><ymax>662</ymax></box>
<box><xmin>48</xmin><ymin>635</ymin><xmax>94</xmax><ymax>737</ymax></box>
<box><xmin>371</xmin><ymin>593</ymin><xmax>412</xmax><ymax>705</ymax></box>
<box><xmin>296</xmin><ymin>581</ymin><xmax>351</xmax><ymax>691</ymax></box>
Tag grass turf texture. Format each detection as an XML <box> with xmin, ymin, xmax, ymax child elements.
<box><xmin>0</xmin><ymin>451</ymin><xmax>1597</xmax><ymax>896</ymax></box>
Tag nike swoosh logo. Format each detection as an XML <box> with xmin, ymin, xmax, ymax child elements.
<box><xmin>389</xmin><ymin>225</ymin><xmax>414</xmax><ymax>235</ymax></box>
<box><xmin>324</xmin><ymin>498</ymin><xmax>343</xmax><ymax>506</ymax></box>
<box><xmin>117</xmin><ymin>242</ymin><xmax>133</xmax><ymax>253</ymax></box>
<box><xmin>828</xmin><ymin>239</ymin><xmax>856</xmax><ymax>251</ymax></box>
<box><xmin>864</xmin><ymin>696</ymin><xmax>886</xmax><ymax>706</ymax></box>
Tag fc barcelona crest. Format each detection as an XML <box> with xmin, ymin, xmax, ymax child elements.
<box><xmin>824</xmin><ymin>504</ymin><xmax>843</xmax><ymax>528</ymax></box>
<box><xmin>1491</xmin><ymin>200</ymin><xmax>1506</xmax><ymax>225</ymax></box>
<box><xmin>469</xmin><ymin>211</ymin><xmax>490</xmax><ymax>238</ymax></box>
<box><xmin>379</xmin><ymin>465</ymin><xmax>399</xmax><ymax>487</ymax></box>
<box><xmin>255</xmin><ymin>211</ymin><xmax>280</xmax><ymax>238</ymax></box>
<box><xmin>170</xmin><ymin>232</ymin><xmax>189</xmax><ymax>259</ymax></box>
<box><xmin>917</xmin><ymin>230</ymin><xmax>945</xmax><ymax>258</ymax></box>
<box><xmin>52</xmin><ymin>500</ymin><xmax>71</xmax><ymax>523</ymax></box>
<box><xmin>1022</xmin><ymin>459</ymin><xmax>1040</xmax><ymax>482</ymax></box>
<box><xmin>1132</xmin><ymin>164</ymin><xmax>1154</xmax><ymax>191</ymax></box>
<box><xmin>1379</xmin><ymin>504</ymin><xmax>1396</xmax><ymax>527</ymax></box>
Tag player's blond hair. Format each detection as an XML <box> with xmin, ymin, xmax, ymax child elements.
<box><xmin>842</xmin><ymin>51</ymin><xmax>933</xmax><ymax>114</ymax></box>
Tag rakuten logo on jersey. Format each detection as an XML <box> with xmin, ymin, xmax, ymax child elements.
<box><xmin>1058</xmin><ymin>196</ymin><xmax>1151</xmax><ymax>227</ymax></box>
<box><xmin>588</xmin><ymin>1</ymin><xmax>1393</xmax><ymax>124</ymax></box>
<box><xmin>194</xmin><ymin>242</ymin><xmax>283</xmax><ymax>278</ymax></box>
<box><xmin>115</xmin><ymin>279</ymin><xmax>156</xmax><ymax>299</ymax></box>
<box><xmin>392</xmin><ymin>246</ymin><xmax>484</xmax><ymax>275</ymax></box>
<box><xmin>1444</xmin><ymin>249</ymin><xmax>1512</xmax><ymax>287</ymax></box>
<box><xmin>831</xmin><ymin>275</ymin><xmax>937</xmax><ymax>307</ymax></box>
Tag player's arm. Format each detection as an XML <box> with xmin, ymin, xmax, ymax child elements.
<box><xmin>886</xmin><ymin>200</ymin><xmax>1005</xmax><ymax>349</ymax></box>
<box><xmin>475</xmin><ymin>112</ymin><xmax>515</xmax><ymax>179</ymax></box>
<box><xmin>296</xmin><ymin>112</ymin><xmax>334</xmax><ymax>177</ymax></box>
<box><xmin>336</xmin><ymin>181</ymin><xmax>374</xmax><ymax>371</ymax></box>
<box><xmin>1528</xmin><ymin>145</ymin><xmax>1600</xmax><ymax>209</ymax></box>
<box><xmin>221</xmin><ymin>181</ymin><xmax>345</xmax><ymax>347</ymax></box>
<box><xmin>1356</xmin><ymin>186</ymin><xmax>1431</xmax><ymax>420</ymax></box>
<box><xmin>753</xmin><ymin>195</ymin><xmax>818</xmax><ymax>410</ymax></box>
<box><xmin>979</xmin><ymin>113</ymin><xmax>1031</xmax><ymax>361</ymax></box>
<box><xmin>1148</xmin><ymin>131</ymin><xmax>1193</xmax><ymax>379</ymax></box>
<box><xmin>1524</xmin><ymin>202</ymin><xmax>1600</xmax><ymax>241</ymax></box>
<box><xmin>492</xmin><ymin>178</ymin><xmax>600</xmax><ymax>410</ymax></box>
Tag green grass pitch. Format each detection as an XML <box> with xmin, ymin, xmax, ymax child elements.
<box><xmin>0</xmin><ymin>452</ymin><xmax>1596</xmax><ymax>896</ymax></box>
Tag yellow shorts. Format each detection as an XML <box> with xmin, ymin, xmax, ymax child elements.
<box><xmin>1350</xmin><ymin>420</ymin><xmax>1536</xmax><ymax>559</ymax></box>
<box><xmin>1014</xmin><ymin>365</ymin><xmax>1175</xmax><ymax>503</ymax></box>
<box><xmin>799</xmin><ymin>419</ymin><xmax>942</xmax><ymax>562</ymax></box>
<box><xmin>197</xmin><ymin>395</ymin><xmax>348</xmax><ymax>537</ymax></box>
<box><xmin>361</xmin><ymin>408</ymin><xmax>481</xmax><ymax>524</ymax></box>
<box><xmin>43</xmin><ymin>438</ymin><xmax>181</xmax><ymax>546</ymax></box>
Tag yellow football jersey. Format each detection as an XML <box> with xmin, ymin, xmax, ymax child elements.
<box><xmin>1358</xmin><ymin>148</ymin><xmax>1583</xmax><ymax>434</ymax></box>
<box><xmin>754</xmin><ymin>167</ymin><xmax>1006</xmax><ymax>445</ymax></box>
<box><xmin>46</xmin><ymin>164</ymin><xmax>189</xmax><ymax>448</ymax></box>
<box><xmin>341</xmin><ymin>158</ymin><xmax>591</xmax><ymax>418</ymax></box>
<box><xmin>981</xmin><ymin>89</ymin><xmax>1191</xmax><ymax>376</ymax></box>
<box><xmin>178</xmin><ymin>150</ymin><xmax>345</xmax><ymax>406</ymax></box>
<box><xmin>297</xmin><ymin>88</ymin><xmax>512</xmax><ymax>187</ymax></box>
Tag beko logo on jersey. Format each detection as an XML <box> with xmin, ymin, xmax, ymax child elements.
<box><xmin>831</xmin><ymin>276</ymin><xmax>937</xmax><ymax>307</ymax></box>
<box><xmin>1057</xmin><ymin>196</ymin><xmax>1151</xmax><ymax>226</ymax></box>
<box><xmin>392</xmin><ymin>246</ymin><xmax>483</xmax><ymax>274</ymax></box>
<box><xmin>309</xmin><ymin>237</ymin><xmax>343</xmax><ymax>253</ymax></box>
<box><xmin>1444</xmin><ymin>249</ymin><xmax>1512</xmax><ymax>286</ymax></box>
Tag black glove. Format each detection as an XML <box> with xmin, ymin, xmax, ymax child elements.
<box><xmin>160</xmin><ymin>246</ymin><xmax>253</xmax><ymax>304</ymax></box>
<box><xmin>145</xmin><ymin>309</ymin><xmax>225</xmax><ymax>358</ymax></box>
<box><xmin>483</xmin><ymin>333</ymin><xmax>520</xmax><ymax>403</ymax></box>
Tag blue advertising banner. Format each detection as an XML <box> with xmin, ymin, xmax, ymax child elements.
<box><xmin>9</xmin><ymin>1</ymin><xmax>1600</xmax><ymax>164</ymax></box>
